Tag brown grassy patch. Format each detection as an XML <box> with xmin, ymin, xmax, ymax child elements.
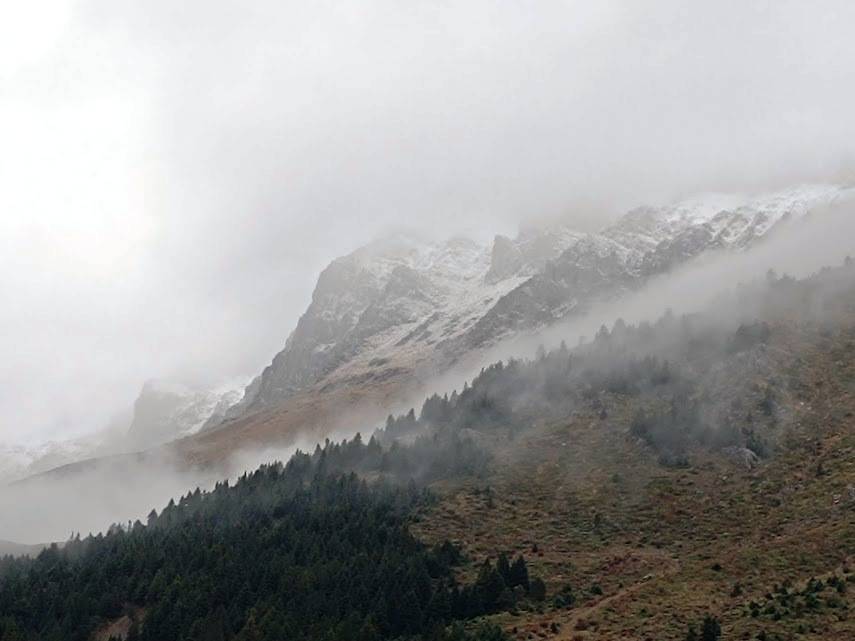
<box><xmin>412</xmin><ymin>321</ymin><xmax>855</xmax><ymax>640</ymax></box>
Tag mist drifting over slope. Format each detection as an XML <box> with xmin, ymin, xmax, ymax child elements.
<box><xmin>386</xmin><ymin>191</ymin><xmax>855</xmax><ymax>414</ymax></box>
<box><xmin>3</xmin><ymin>193</ymin><xmax>855</xmax><ymax>544</ymax></box>
<box><xmin>2</xmin><ymin>1</ymin><xmax>855</xmax><ymax>449</ymax></box>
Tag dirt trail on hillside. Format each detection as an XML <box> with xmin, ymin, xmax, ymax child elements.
<box><xmin>549</xmin><ymin>548</ymin><xmax>680</xmax><ymax>640</ymax></box>
<box><xmin>505</xmin><ymin>547</ymin><xmax>680</xmax><ymax>641</ymax></box>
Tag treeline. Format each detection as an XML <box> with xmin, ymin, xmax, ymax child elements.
<box><xmin>0</xmin><ymin>456</ymin><xmax>523</xmax><ymax>641</ymax></box>
<box><xmin>382</xmin><ymin>314</ymin><xmax>736</xmax><ymax>463</ymax></box>
<box><xmin>3</xmin><ymin>263</ymin><xmax>851</xmax><ymax>640</ymax></box>
<box><xmin>0</xmin><ymin>410</ymin><xmax>503</xmax><ymax>641</ymax></box>
<box><xmin>303</xmin><ymin>430</ymin><xmax>490</xmax><ymax>485</ymax></box>
<box><xmin>384</xmin><ymin>347</ymin><xmax>681</xmax><ymax>442</ymax></box>
<box><xmin>383</xmin><ymin>261</ymin><xmax>855</xmax><ymax>465</ymax></box>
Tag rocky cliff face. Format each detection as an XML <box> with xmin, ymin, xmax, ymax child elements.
<box><xmin>216</xmin><ymin>184</ymin><xmax>848</xmax><ymax>424</ymax></box>
<box><xmin>219</xmin><ymin>233</ymin><xmax>577</xmax><ymax>420</ymax></box>
<box><xmin>446</xmin><ymin>184</ymin><xmax>848</xmax><ymax>353</ymax></box>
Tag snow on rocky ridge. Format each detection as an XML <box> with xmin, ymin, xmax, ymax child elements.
<box><xmin>0</xmin><ymin>380</ymin><xmax>246</xmax><ymax>483</ymax></box>
<box><xmin>216</xmin><ymin>183</ymin><xmax>849</xmax><ymax>423</ymax></box>
<box><xmin>127</xmin><ymin>379</ymin><xmax>247</xmax><ymax>448</ymax></box>
<box><xmin>0</xmin><ymin>435</ymin><xmax>107</xmax><ymax>484</ymax></box>
<box><xmin>2</xmin><ymin>183</ymin><xmax>846</xmax><ymax>481</ymax></box>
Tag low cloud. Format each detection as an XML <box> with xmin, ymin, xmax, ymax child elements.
<box><xmin>2</xmin><ymin>1</ymin><xmax>855</xmax><ymax>450</ymax></box>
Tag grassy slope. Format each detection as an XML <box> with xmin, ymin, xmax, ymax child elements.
<box><xmin>413</xmin><ymin>321</ymin><xmax>855</xmax><ymax>640</ymax></box>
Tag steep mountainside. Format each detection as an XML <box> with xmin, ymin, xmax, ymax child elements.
<box><xmin>4</xmin><ymin>263</ymin><xmax>855</xmax><ymax>640</ymax></box>
<box><xmin>217</xmin><ymin>184</ymin><xmax>848</xmax><ymax>426</ymax></box>
<box><xmin>411</xmin><ymin>263</ymin><xmax>855</xmax><ymax>641</ymax></box>
<box><xmin>7</xmin><ymin>185</ymin><xmax>847</xmax><ymax>484</ymax></box>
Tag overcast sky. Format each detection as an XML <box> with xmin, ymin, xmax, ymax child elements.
<box><xmin>2</xmin><ymin>0</ymin><xmax>855</xmax><ymax>445</ymax></box>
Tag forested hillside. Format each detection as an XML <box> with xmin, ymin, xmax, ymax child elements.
<box><xmin>2</xmin><ymin>261</ymin><xmax>855</xmax><ymax>641</ymax></box>
<box><xmin>0</xmin><ymin>448</ymin><xmax>524</xmax><ymax>641</ymax></box>
<box><xmin>387</xmin><ymin>263</ymin><xmax>855</xmax><ymax>467</ymax></box>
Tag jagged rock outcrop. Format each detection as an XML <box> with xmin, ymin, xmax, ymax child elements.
<box><xmin>485</xmin><ymin>235</ymin><xmax>522</xmax><ymax>283</ymax></box>
<box><xmin>217</xmin><ymin>232</ymin><xmax>580</xmax><ymax>420</ymax></box>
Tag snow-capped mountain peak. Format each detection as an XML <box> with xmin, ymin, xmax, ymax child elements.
<box><xmin>128</xmin><ymin>378</ymin><xmax>247</xmax><ymax>448</ymax></box>
<box><xmin>203</xmin><ymin>184</ymin><xmax>855</xmax><ymax>431</ymax></box>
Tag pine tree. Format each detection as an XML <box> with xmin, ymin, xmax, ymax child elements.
<box><xmin>700</xmin><ymin>615</ymin><xmax>721</xmax><ymax>641</ymax></box>
<box><xmin>508</xmin><ymin>556</ymin><xmax>530</xmax><ymax>592</ymax></box>
<box><xmin>496</xmin><ymin>553</ymin><xmax>511</xmax><ymax>584</ymax></box>
<box><xmin>234</xmin><ymin>609</ymin><xmax>263</xmax><ymax>641</ymax></box>
<box><xmin>475</xmin><ymin>561</ymin><xmax>506</xmax><ymax>611</ymax></box>
<box><xmin>529</xmin><ymin>577</ymin><xmax>546</xmax><ymax>602</ymax></box>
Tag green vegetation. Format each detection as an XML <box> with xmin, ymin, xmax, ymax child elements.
<box><xmin>685</xmin><ymin>615</ymin><xmax>721</xmax><ymax>641</ymax></box>
<box><xmin>746</xmin><ymin>575</ymin><xmax>851</xmax><ymax>627</ymax></box>
<box><xmin>4</xmin><ymin>262</ymin><xmax>855</xmax><ymax>640</ymax></box>
<box><xmin>0</xmin><ymin>446</ymin><xmax>519</xmax><ymax>641</ymax></box>
<box><xmin>386</xmin><ymin>308</ymin><xmax>774</xmax><ymax>466</ymax></box>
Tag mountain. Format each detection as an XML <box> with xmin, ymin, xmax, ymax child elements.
<box><xmin>127</xmin><ymin>379</ymin><xmax>246</xmax><ymax>449</ymax></box>
<box><xmin>216</xmin><ymin>233</ymin><xmax>558</xmax><ymax>421</ymax></box>
<box><xmin>0</xmin><ymin>434</ymin><xmax>118</xmax><ymax>485</ymax></box>
<box><xmin>7</xmin><ymin>184</ymin><xmax>846</xmax><ymax>484</ymax></box>
<box><xmin>0</xmin><ymin>380</ymin><xmax>245</xmax><ymax>483</ymax></box>
<box><xmin>214</xmin><ymin>184</ymin><xmax>848</xmax><ymax>428</ymax></box>
<box><xmin>4</xmin><ymin>261</ymin><xmax>855</xmax><ymax>640</ymax></box>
